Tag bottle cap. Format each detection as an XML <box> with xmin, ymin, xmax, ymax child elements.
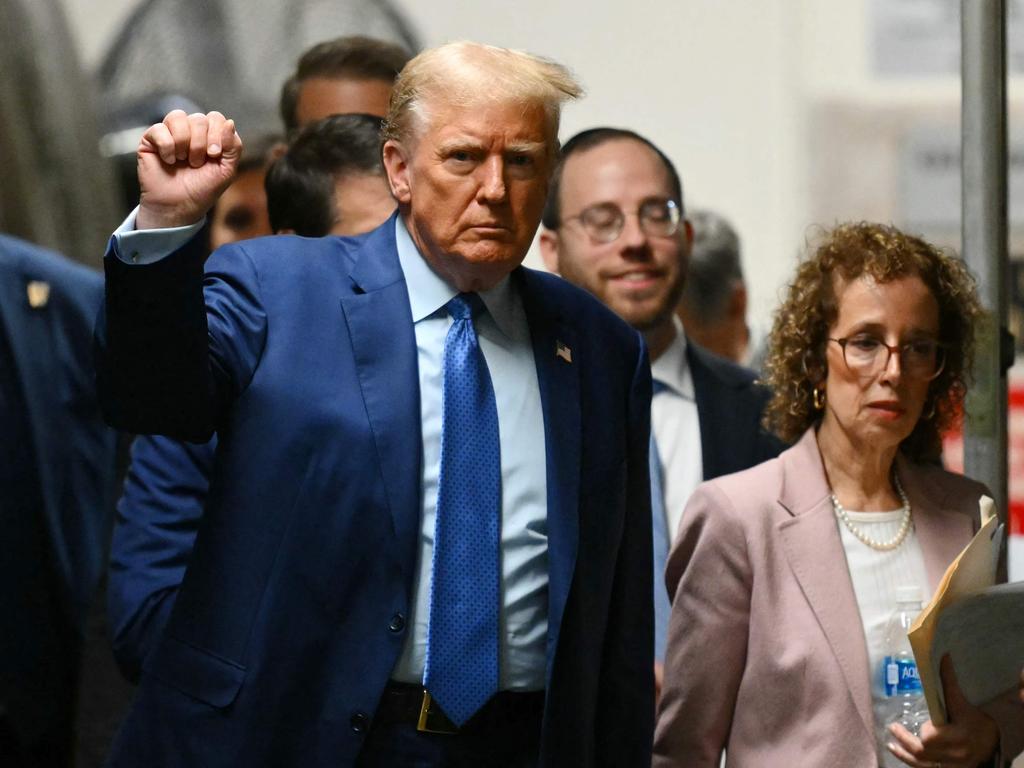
<box><xmin>896</xmin><ymin>585</ymin><xmax>923</xmax><ymax>604</ymax></box>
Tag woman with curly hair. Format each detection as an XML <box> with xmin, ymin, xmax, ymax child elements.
<box><xmin>653</xmin><ymin>222</ymin><xmax>1023</xmax><ymax>767</ymax></box>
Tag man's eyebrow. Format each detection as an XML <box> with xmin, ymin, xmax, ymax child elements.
<box><xmin>505</xmin><ymin>141</ymin><xmax>546</xmax><ymax>155</ymax></box>
<box><xmin>436</xmin><ymin>137</ymin><xmax>487</xmax><ymax>153</ymax></box>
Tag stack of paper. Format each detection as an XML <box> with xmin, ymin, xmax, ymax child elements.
<box><xmin>908</xmin><ymin>497</ymin><xmax>1019</xmax><ymax>724</ymax></box>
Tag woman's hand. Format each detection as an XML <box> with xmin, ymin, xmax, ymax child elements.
<box><xmin>887</xmin><ymin>656</ymin><xmax>999</xmax><ymax>768</ymax></box>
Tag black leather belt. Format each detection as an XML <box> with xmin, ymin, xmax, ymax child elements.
<box><xmin>376</xmin><ymin>681</ymin><xmax>544</xmax><ymax>736</ymax></box>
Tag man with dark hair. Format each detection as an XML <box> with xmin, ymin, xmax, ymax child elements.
<box><xmin>266</xmin><ymin>113</ymin><xmax>395</xmax><ymax>237</ymax></box>
<box><xmin>208</xmin><ymin>133</ymin><xmax>280</xmax><ymax>251</ymax></box>
<box><xmin>676</xmin><ymin>209</ymin><xmax>753</xmax><ymax>366</ymax></box>
<box><xmin>279</xmin><ymin>35</ymin><xmax>411</xmax><ymax>133</ymax></box>
<box><xmin>539</xmin><ymin>127</ymin><xmax>785</xmax><ymax>699</ymax></box>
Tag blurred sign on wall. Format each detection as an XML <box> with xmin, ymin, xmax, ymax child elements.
<box><xmin>898</xmin><ymin>125</ymin><xmax>1024</xmax><ymax>233</ymax></box>
<box><xmin>871</xmin><ymin>0</ymin><xmax>1024</xmax><ymax>75</ymax></box>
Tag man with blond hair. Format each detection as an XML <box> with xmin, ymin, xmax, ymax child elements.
<box><xmin>97</xmin><ymin>42</ymin><xmax>654</xmax><ymax>767</ymax></box>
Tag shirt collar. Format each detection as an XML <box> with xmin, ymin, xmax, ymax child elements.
<box><xmin>650</xmin><ymin>316</ymin><xmax>695</xmax><ymax>400</ymax></box>
<box><xmin>394</xmin><ymin>216</ymin><xmax>518</xmax><ymax>338</ymax></box>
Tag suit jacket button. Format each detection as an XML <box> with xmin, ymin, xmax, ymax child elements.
<box><xmin>350</xmin><ymin>712</ymin><xmax>369</xmax><ymax>733</ymax></box>
<box><xmin>388</xmin><ymin>613</ymin><xmax>406</xmax><ymax>633</ymax></box>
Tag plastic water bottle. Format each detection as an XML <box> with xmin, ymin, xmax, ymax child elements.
<box><xmin>876</xmin><ymin>585</ymin><xmax>930</xmax><ymax>766</ymax></box>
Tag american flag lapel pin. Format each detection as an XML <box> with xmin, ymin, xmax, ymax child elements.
<box><xmin>27</xmin><ymin>281</ymin><xmax>50</xmax><ymax>309</ymax></box>
<box><xmin>556</xmin><ymin>340</ymin><xmax>572</xmax><ymax>364</ymax></box>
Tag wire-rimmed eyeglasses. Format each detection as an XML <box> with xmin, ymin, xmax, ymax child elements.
<box><xmin>828</xmin><ymin>335</ymin><xmax>947</xmax><ymax>381</ymax></box>
<box><xmin>561</xmin><ymin>198</ymin><xmax>681</xmax><ymax>244</ymax></box>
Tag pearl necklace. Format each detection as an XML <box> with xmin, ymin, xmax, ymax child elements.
<box><xmin>830</xmin><ymin>473</ymin><xmax>912</xmax><ymax>552</ymax></box>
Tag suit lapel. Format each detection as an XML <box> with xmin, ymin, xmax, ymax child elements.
<box><xmin>518</xmin><ymin>269</ymin><xmax>581</xmax><ymax>670</ymax></box>
<box><xmin>339</xmin><ymin>219</ymin><xmax>422</xmax><ymax>556</ymax></box>
<box><xmin>688</xmin><ymin>344</ymin><xmax>725</xmax><ymax>479</ymax></box>
<box><xmin>0</xmin><ymin>259</ymin><xmax>73</xmax><ymax>584</ymax></box>
<box><xmin>776</xmin><ymin>430</ymin><xmax>875</xmax><ymax>743</ymax></box>
<box><xmin>896</xmin><ymin>456</ymin><xmax>975</xmax><ymax>593</ymax></box>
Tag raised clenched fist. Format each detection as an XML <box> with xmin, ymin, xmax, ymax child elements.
<box><xmin>136</xmin><ymin>110</ymin><xmax>243</xmax><ymax>230</ymax></box>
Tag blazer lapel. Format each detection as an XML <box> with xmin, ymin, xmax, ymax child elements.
<box><xmin>0</xmin><ymin>261</ymin><xmax>73</xmax><ymax>585</ymax></box>
<box><xmin>688</xmin><ymin>344</ymin><xmax>726</xmax><ymax>479</ymax></box>
<box><xmin>776</xmin><ymin>429</ymin><xmax>875</xmax><ymax>743</ymax></box>
<box><xmin>896</xmin><ymin>456</ymin><xmax>976</xmax><ymax>593</ymax></box>
<box><xmin>518</xmin><ymin>269</ymin><xmax>581</xmax><ymax>670</ymax></box>
<box><xmin>339</xmin><ymin>219</ymin><xmax>422</xmax><ymax>559</ymax></box>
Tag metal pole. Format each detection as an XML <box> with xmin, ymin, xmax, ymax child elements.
<box><xmin>961</xmin><ymin>0</ymin><xmax>1008</xmax><ymax>534</ymax></box>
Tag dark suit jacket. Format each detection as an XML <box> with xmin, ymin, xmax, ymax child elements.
<box><xmin>96</xmin><ymin>215</ymin><xmax>654</xmax><ymax>767</ymax></box>
<box><xmin>0</xmin><ymin>235</ymin><xmax>118</xmax><ymax>744</ymax></box>
<box><xmin>687</xmin><ymin>341</ymin><xmax>786</xmax><ymax>480</ymax></box>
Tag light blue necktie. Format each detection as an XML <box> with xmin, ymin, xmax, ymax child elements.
<box><xmin>424</xmin><ymin>293</ymin><xmax>501</xmax><ymax>726</ymax></box>
<box><xmin>650</xmin><ymin>381</ymin><xmax>671</xmax><ymax>662</ymax></box>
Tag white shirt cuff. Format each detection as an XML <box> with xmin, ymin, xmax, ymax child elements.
<box><xmin>108</xmin><ymin>206</ymin><xmax>206</xmax><ymax>265</ymax></box>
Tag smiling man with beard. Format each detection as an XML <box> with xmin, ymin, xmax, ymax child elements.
<box><xmin>539</xmin><ymin>127</ymin><xmax>786</xmax><ymax>699</ymax></box>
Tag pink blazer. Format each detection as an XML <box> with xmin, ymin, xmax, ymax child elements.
<box><xmin>653</xmin><ymin>428</ymin><xmax>1021</xmax><ymax>767</ymax></box>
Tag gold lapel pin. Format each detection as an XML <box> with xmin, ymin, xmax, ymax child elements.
<box><xmin>556</xmin><ymin>340</ymin><xmax>572</xmax><ymax>364</ymax></box>
<box><xmin>27</xmin><ymin>280</ymin><xmax>50</xmax><ymax>309</ymax></box>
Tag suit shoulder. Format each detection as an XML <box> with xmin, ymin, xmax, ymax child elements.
<box><xmin>705</xmin><ymin>453</ymin><xmax>783</xmax><ymax>499</ymax></box>
<box><xmin>0</xmin><ymin>234</ymin><xmax>102</xmax><ymax>289</ymax></box>
<box><xmin>903</xmin><ymin>457</ymin><xmax>991</xmax><ymax>509</ymax></box>
<box><xmin>220</xmin><ymin>233</ymin><xmax>361</xmax><ymax>278</ymax></box>
<box><xmin>520</xmin><ymin>267</ymin><xmax>641</xmax><ymax>350</ymax></box>
<box><xmin>688</xmin><ymin>341</ymin><xmax>759</xmax><ymax>388</ymax></box>
<box><xmin>0</xmin><ymin>234</ymin><xmax>103</xmax><ymax>311</ymax></box>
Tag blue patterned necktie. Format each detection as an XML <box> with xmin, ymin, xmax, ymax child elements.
<box><xmin>650</xmin><ymin>381</ymin><xmax>671</xmax><ymax>662</ymax></box>
<box><xmin>424</xmin><ymin>292</ymin><xmax>501</xmax><ymax>726</ymax></box>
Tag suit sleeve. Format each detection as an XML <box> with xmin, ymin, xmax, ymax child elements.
<box><xmin>108</xmin><ymin>434</ymin><xmax>214</xmax><ymax>681</ymax></box>
<box><xmin>595</xmin><ymin>333</ymin><xmax>654</xmax><ymax>764</ymax></box>
<box><xmin>96</xmin><ymin>234</ymin><xmax>267</xmax><ymax>440</ymax></box>
<box><xmin>653</xmin><ymin>481</ymin><xmax>752</xmax><ymax>767</ymax></box>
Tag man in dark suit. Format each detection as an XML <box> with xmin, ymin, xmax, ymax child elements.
<box><xmin>97</xmin><ymin>42</ymin><xmax>653</xmax><ymax>767</ymax></box>
<box><xmin>538</xmin><ymin>127</ymin><xmax>785</xmax><ymax>694</ymax></box>
<box><xmin>0</xmin><ymin>235</ymin><xmax>118</xmax><ymax>767</ymax></box>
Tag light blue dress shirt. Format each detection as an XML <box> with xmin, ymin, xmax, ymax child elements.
<box><xmin>108</xmin><ymin>212</ymin><xmax>550</xmax><ymax>691</ymax></box>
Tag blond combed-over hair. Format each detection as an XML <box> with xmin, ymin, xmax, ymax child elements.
<box><xmin>762</xmin><ymin>221</ymin><xmax>983</xmax><ymax>462</ymax></box>
<box><xmin>381</xmin><ymin>41</ymin><xmax>582</xmax><ymax>154</ymax></box>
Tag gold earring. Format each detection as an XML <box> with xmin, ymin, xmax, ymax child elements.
<box><xmin>813</xmin><ymin>386</ymin><xmax>826</xmax><ymax>410</ymax></box>
<box><xmin>923</xmin><ymin>399</ymin><xmax>937</xmax><ymax>420</ymax></box>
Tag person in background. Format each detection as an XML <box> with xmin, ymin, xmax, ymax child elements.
<box><xmin>538</xmin><ymin>127</ymin><xmax>784</xmax><ymax>701</ymax></box>
<box><xmin>265</xmin><ymin>113</ymin><xmax>396</xmax><ymax>236</ymax></box>
<box><xmin>109</xmin><ymin>113</ymin><xmax>396</xmax><ymax>680</ymax></box>
<box><xmin>99</xmin><ymin>41</ymin><xmax>653</xmax><ymax>767</ymax></box>
<box><xmin>208</xmin><ymin>133</ymin><xmax>279</xmax><ymax>251</ymax></box>
<box><xmin>676</xmin><ymin>209</ymin><xmax>757</xmax><ymax>367</ymax></box>
<box><xmin>654</xmin><ymin>222</ymin><xmax>1024</xmax><ymax>767</ymax></box>
<box><xmin>0</xmin><ymin>236</ymin><xmax>118</xmax><ymax>768</ymax></box>
<box><xmin>279</xmin><ymin>35</ymin><xmax>411</xmax><ymax>133</ymax></box>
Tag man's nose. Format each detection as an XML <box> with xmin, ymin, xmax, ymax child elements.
<box><xmin>619</xmin><ymin>212</ymin><xmax>650</xmax><ymax>254</ymax></box>
<box><xmin>477</xmin><ymin>157</ymin><xmax>508</xmax><ymax>203</ymax></box>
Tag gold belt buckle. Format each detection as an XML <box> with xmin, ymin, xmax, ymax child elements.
<box><xmin>416</xmin><ymin>690</ymin><xmax>459</xmax><ymax>735</ymax></box>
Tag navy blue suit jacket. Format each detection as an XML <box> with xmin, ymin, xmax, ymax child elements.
<box><xmin>687</xmin><ymin>342</ymin><xmax>787</xmax><ymax>480</ymax></box>
<box><xmin>0</xmin><ymin>236</ymin><xmax>118</xmax><ymax>743</ymax></box>
<box><xmin>0</xmin><ymin>236</ymin><xmax>117</xmax><ymax>630</ymax></box>
<box><xmin>97</xmin><ymin>216</ymin><xmax>654</xmax><ymax>767</ymax></box>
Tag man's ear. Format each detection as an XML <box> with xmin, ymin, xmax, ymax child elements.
<box><xmin>729</xmin><ymin>283</ymin><xmax>748</xmax><ymax>321</ymax></box>
<box><xmin>682</xmin><ymin>218</ymin><xmax>695</xmax><ymax>247</ymax></box>
<box><xmin>538</xmin><ymin>228</ymin><xmax>561</xmax><ymax>274</ymax></box>
<box><xmin>382</xmin><ymin>140</ymin><xmax>411</xmax><ymax>204</ymax></box>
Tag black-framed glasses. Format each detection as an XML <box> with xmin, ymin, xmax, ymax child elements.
<box><xmin>561</xmin><ymin>198</ymin><xmax>681</xmax><ymax>243</ymax></box>
<box><xmin>828</xmin><ymin>335</ymin><xmax>947</xmax><ymax>381</ymax></box>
